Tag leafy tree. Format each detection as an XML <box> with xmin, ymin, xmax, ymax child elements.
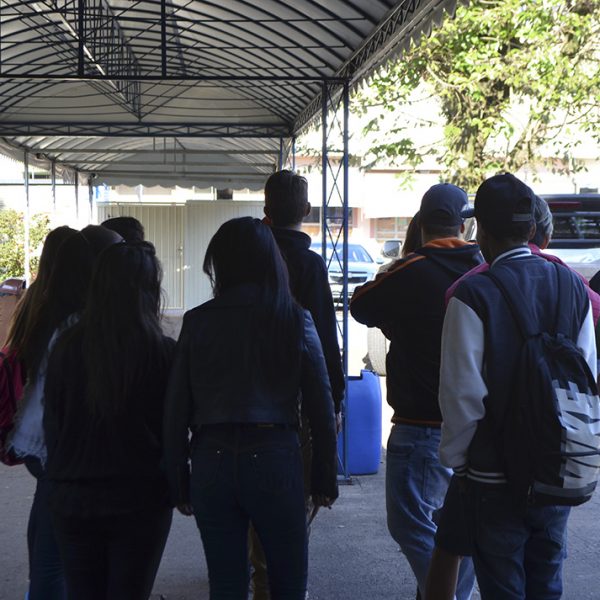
<box><xmin>355</xmin><ymin>0</ymin><xmax>600</xmax><ymax>190</ymax></box>
<box><xmin>0</xmin><ymin>210</ymin><xmax>51</xmax><ymax>280</ymax></box>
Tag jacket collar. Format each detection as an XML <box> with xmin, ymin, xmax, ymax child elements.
<box><xmin>490</xmin><ymin>246</ymin><xmax>532</xmax><ymax>267</ymax></box>
<box><xmin>421</xmin><ymin>237</ymin><xmax>474</xmax><ymax>250</ymax></box>
<box><xmin>270</xmin><ymin>227</ymin><xmax>311</xmax><ymax>250</ymax></box>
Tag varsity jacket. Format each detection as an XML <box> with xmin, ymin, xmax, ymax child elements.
<box><xmin>439</xmin><ymin>247</ymin><xmax>597</xmax><ymax>483</ymax></box>
<box><xmin>350</xmin><ymin>238</ymin><xmax>483</xmax><ymax>424</ymax></box>
<box><xmin>445</xmin><ymin>242</ymin><xmax>600</xmax><ymax>325</ymax></box>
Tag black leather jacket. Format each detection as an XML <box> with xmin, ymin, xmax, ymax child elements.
<box><xmin>163</xmin><ymin>284</ymin><xmax>338</xmax><ymax>504</ymax></box>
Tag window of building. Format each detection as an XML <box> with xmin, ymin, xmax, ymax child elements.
<box><xmin>373</xmin><ymin>216</ymin><xmax>412</xmax><ymax>241</ymax></box>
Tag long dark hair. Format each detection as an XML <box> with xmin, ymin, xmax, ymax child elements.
<box><xmin>402</xmin><ymin>211</ymin><xmax>422</xmax><ymax>257</ymax></box>
<box><xmin>6</xmin><ymin>226</ymin><xmax>77</xmax><ymax>355</ymax></box>
<box><xmin>203</xmin><ymin>217</ymin><xmax>304</xmax><ymax>383</ymax></box>
<box><xmin>82</xmin><ymin>242</ymin><xmax>167</xmax><ymax>417</ymax></box>
<box><xmin>22</xmin><ymin>225</ymin><xmax>122</xmax><ymax>376</ymax></box>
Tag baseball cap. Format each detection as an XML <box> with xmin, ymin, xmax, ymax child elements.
<box><xmin>419</xmin><ymin>183</ymin><xmax>472</xmax><ymax>227</ymax></box>
<box><xmin>474</xmin><ymin>173</ymin><xmax>535</xmax><ymax>238</ymax></box>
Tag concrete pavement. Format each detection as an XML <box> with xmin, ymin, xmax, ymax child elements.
<box><xmin>3</xmin><ymin>454</ymin><xmax>600</xmax><ymax>599</ymax></box>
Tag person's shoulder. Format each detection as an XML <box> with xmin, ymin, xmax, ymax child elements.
<box><xmin>554</xmin><ymin>262</ymin><xmax>588</xmax><ymax>298</ymax></box>
<box><xmin>452</xmin><ymin>268</ymin><xmax>495</xmax><ymax>304</ymax></box>
<box><xmin>180</xmin><ymin>301</ymin><xmax>214</xmax><ymax>329</ymax></box>
<box><xmin>383</xmin><ymin>252</ymin><xmax>426</xmax><ymax>276</ymax></box>
<box><xmin>161</xmin><ymin>334</ymin><xmax>177</xmax><ymax>351</ymax></box>
<box><xmin>47</xmin><ymin>324</ymin><xmax>83</xmax><ymax>372</ymax></box>
<box><xmin>288</xmin><ymin>245</ymin><xmax>328</xmax><ymax>282</ymax></box>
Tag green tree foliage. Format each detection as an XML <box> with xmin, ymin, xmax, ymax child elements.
<box><xmin>355</xmin><ymin>0</ymin><xmax>600</xmax><ymax>190</ymax></box>
<box><xmin>0</xmin><ymin>210</ymin><xmax>51</xmax><ymax>280</ymax></box>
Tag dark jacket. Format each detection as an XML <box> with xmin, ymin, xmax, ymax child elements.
<box><xmin>350</xmin><ymin>238</ymin><xmax>483</xmax><ymax>424</ymax></box>
<box><xmin>43</xmin><ymin>328</ymin><xmax>175</xmax><ymax>518</ymax></box>
<box><xmin>271</xmin><ymin>227</ymin><xmax>345</xmax><ymax>412</ymax></box>
<box><xmin>163</xmin><ymin>284</ymin><xmax>338</xmax><ymax>505</ymax></box>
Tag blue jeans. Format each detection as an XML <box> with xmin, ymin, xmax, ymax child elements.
<box><xmin>191</xmin><ymin>425</ymin><xmax>307</xmax><ymax>600</ymax></box>
<box><xmin>386</xmin><ymin>424</ymin><xmax>474</xmax><ymax>599</ymax></box>
<box><xmin>468</xmin><ymin>482</ymin><xmax>570</xmax><ymax>600</ymax></box>
<box><xmin>25</xmin><ymin>458</ymin><xmax>66</xmax><ymax>600</ymax></box>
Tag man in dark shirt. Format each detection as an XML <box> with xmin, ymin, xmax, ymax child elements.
<box><xmin>249</xmin><ymin>169</ymin><xmax>344</xmax><ymax>599</ymax></box>
<box><xmin>351</xmin><ymin>184</ymin><xmax>481</xmax><ymax>600</ymax></box>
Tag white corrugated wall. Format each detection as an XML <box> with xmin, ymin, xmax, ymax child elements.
<box><xmin>97</xmin><ymin>201</ymin><xmax>264</xmax><ymax>311</ymax></box>
<box><xmin>97</xmin><ymin>204</ymin><xmax>185</xmax><ymax>309</ymax></box>
<box><xmin>183</xmin><ymin>201</ymin><xmax>264</xmax><ymax>309</ymax></box>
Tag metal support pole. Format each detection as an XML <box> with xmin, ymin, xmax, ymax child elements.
<box><xmin>342</xmin><ymin>82</ymin><xmax>349</xmax><ymax>378</ymax></box>
<box><xmin>161</xmin><ymin>0</ymin><xmax>167</xmax><ymax>78</ymax></box>
<box><xmin>78</xmin><ymin>0</ymin><xmax>85</xmax><ymax>76</ymax></box>
<box><xmin>51</xmin><ymin>160</ymin><xmax>56</xmax><ymax>210</ymax></box>
<box><xmin>75</xmin><ymin>170</ymin><xmax>80</xmax><ymax>222</ymax></box>
<box><xmin>23</xmin><ymin>151</ymin><xmax>31</xmax><ymax>285</ymax></box>
<box><xmin>88</xmin><ymin>177</ymin><xmax>94</xmax><ymax>221</ymax></box>
<box><xmin>321</xmin><ymin>82</ymin><xmax>328</xmax><ymax>260</ymax></box>
<box><xmin>292</xmin><ymin>136</ymin><xmax>296</xmax><ymax>172</ymax></box>
<box><xmin>278</xmin><ymin>138</ymin><xmax>284</xmax><ymax>171</ymax></box>
<box><xmin>341</xmin><ymin>82</ymin><xmax>350</xmax><ymax>481</ymax></box>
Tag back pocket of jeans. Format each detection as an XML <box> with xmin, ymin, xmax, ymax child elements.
<box><xmin>251</xmin><ymin>448</ymin><xmax>298</xmax><ymax>494</ymax></box>
<box><xmin>191</xmin><ymin>448</ymin><xmax>223</xmax><ymax>491</ymax></box>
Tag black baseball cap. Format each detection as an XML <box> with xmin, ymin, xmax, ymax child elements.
<box><xmin>474</xmin><ymin>173</ymin><xmax>535</xmax><ymax>238</ymax></box>
<box><xmin>419</xmin><ymin>183</ymin><xmax>472</xmax><ymax>227</ymax></box>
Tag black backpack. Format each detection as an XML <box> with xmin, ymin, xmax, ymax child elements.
<box><xmin>487</xmin><ymin>263</ymin><xmax>600</xmax><ymax>506</ymax></box>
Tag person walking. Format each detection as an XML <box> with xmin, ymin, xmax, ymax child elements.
<box><xmin>163</xmin><ymin>217</ymin><xmax>338</xmax><ymax>600</ymax></box>
<box><xmin>350</xmin><ymin>184</ymin><xmax>481</xmax><ymax>600</ymax></box>
<box><xmin>7</xmin><ymin>225</ymin><xmax>121</xmax><ymax>600</ymax></box>
<box><xmin>250</xmin><ymin>169</ymin><xmax>345</xmax><ymax>599</ymax></box>
<box><xmin>43</xmin><ymin>242</ymin><xmax>174</xmax><ymax>600</ymax></box>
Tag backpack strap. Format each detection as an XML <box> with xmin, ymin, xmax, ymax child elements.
<box><xmin>553</xmin><ymin>263</ymin><xmax>577</xmax><ymax>337</ymax></box>
<box><xmin>485</xmin><ymin>267</ymin><xmax>539</xmax><ymax>339</ymax></box>
<box><xmin>485</xmin><ymin>261</ymin><xmax>573</xmax><ymax>340</ymax></box>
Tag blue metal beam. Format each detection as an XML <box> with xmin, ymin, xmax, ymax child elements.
<box><xmin>0</xmin><ymin>121</ymin><xmax>293</xmax><ymax>138</ymax></box>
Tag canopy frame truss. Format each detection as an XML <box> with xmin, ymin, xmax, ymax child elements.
<box><xmin>1</xmin><ymin>0</ymin><xmax>142</xmax><ymax>117</ymax></box>
<box><xmin>318</xmin><ymin>80</ymin><xmax>350</xmax><ymax>480</ymax></box>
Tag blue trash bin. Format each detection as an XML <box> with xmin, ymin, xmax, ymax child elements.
<box><xmin>338</xmin><ymin>369</ymin><xmax>382</xmax><ymax>475</ymax></box>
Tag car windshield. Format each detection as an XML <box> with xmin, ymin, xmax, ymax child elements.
<box><xmin>310</xmin><ymin>243</ymin><xmax>373</xmax><ymax>263</ymax></box>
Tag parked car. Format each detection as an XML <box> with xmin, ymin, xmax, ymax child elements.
<box><xmin>466</xmin><ymin>193</ymin><xmax>600</xmax><ymax>280</ymax></box>
<box><xmin>365</xmin><ymin>193</ymin><xmax>600</xmax><ymax>376</ymax></box>
<box><xmin>541</xmin><ymin>194</ymin><xmax>600</xmax><ymax>280</ymax></box>
<box><xmin>309</xmin><ymin>241</ymin><xmax>382</xmax><ymax>303</ymax></box>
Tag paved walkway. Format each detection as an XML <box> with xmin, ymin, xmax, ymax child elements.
<box><xmin>2</xmin><ymin>454</ymin><xmax>600</xmax><ymax>599</ymax></box>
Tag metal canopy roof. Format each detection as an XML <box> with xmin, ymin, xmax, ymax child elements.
<box><xmin>0</xmin><ymin>0</ymin><xmax>458</xmax><ymax>189</ymax></box>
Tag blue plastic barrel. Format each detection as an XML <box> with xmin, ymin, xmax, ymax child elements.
<box><xmin>338</xmin><ymin>369</ymin><xmax>382</xmax><ymax>475</ymax></box>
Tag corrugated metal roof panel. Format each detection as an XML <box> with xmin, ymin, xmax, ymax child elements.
<box><xmin>0</xmin><ymin>0</ymin><xmax>459</xmax><ymax>188</ymax></box>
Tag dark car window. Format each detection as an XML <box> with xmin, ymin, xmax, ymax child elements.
<box><xmin>551</xmin><ymin>215</ymin><xmax>600</xmax><ymax>240</ymax></box>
